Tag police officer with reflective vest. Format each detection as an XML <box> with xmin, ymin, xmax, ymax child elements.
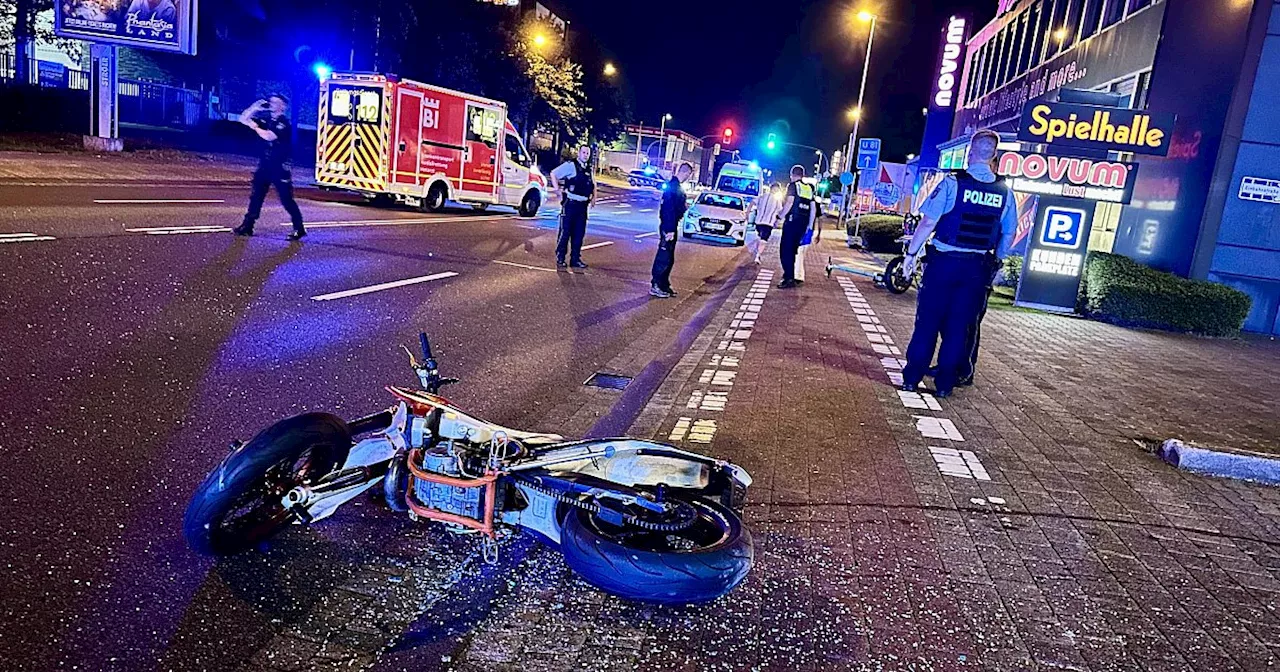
<box><xmin>900</xmin><ymin>130</ymin><xmax>1018</xmax><ymax>398</ymax></box>
<box><xmin>550</xmin><ymin>145</ymin><xmax>595</xmax><ymax>269</ymax></box>
<box><xmin>778</xmin><ymin>165</ymin><xmax>817</xmax><ymax>289</ymax></box>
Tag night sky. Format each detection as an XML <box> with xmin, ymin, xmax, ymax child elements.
<box><xmin>565</xmin><ymin>0</ymin><xmax>998</xmax><ymax>166</ymax></box>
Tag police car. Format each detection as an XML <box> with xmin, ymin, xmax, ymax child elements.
<box><xmin>681</xmin><ymin>191</ymin><xmax>748</xmax><ymax>246</ymax></box>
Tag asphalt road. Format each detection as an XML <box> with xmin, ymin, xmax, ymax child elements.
<box><xmin>0</xmin><ymin>180</ymin><xmax>748</xmax><ymax>670</ymax></box>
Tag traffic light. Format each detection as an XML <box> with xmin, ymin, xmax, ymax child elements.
<box><xmin>766</xmin><ymin>133</ymin><xmax>777</xmax><ymax>151</ymax></box>
<box><xmin>722</xmin><ymin>127</ymin><xmax>734</xmax><ymax>144</ymax></box>
<box><xmin>817</xmin><ymin>178</ymin><xmax>831</xmax><ymax>197</ymax></box>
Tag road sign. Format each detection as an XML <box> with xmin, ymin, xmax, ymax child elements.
<box><xmin>856</xmin><ymin>138</ymin><xmax>881</xmax><ymax>171</ymax></box>
<box><xmin>1240</xmin><ymin>176</ymin><xmax>1280</xmax><ymax>204</ymax></box>
<box><xmin>840</xmin><ymin>171</ymin><xmax>854</xmax><ymax>186</ymax></box>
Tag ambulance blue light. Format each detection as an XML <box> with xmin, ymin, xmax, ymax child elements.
<box><xmin>313</xmin><ymin>63</ymin><xmax>333</xmax><ymax>80</ymax></box>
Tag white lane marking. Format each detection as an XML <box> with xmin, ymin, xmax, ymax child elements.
<box><xmin>0</xmin><ymin>232</ymin><xmax>56</xmax><ymax>243</ymax></box>
<box><xmin>639</xmin><ymin>208</ymin><xmax>655</xmax><ymax>213</ymax></box>
<box><xmin>899</xmin><ymin>390</ymin><xmax>942</xmax><ymax>411</ymax></box>
<box><xmin>492</xmin><ymin>260</ymin><xmax>558</xmax><ymax>273</ymax></box>
<box><xmin>915</xmin><ymin>416</ymin><xmax>965</xmax><ymax>441</ymax></box>
<box><xmin>95</xmin><ymin>199</ymin><xmax>225</xmax><ymax>204</ymax></box>
<box><xmin>311</xmin><ymin>271</ymin><xmax>458</xmax><ymax>301</ymax></box>
<box><xmin>634</xmin><ymin>232</ymin><xmax>659</xmax><ymax>239</ymax></box>
<box><xmin>580</xmin><ymin>241</ymin><xmax>614</xmax><ymax>251</ymax></box>
<box><xmin>126</xmin><ymin>225</ymin><xmax>231</xmax><ymax>234</ymax></box>
<box><xmin>614</xmin><ymin>203</ymin><xmax>631</xmax><ymax>209</ymax></box>
<box><xmin>872</xmin><ymin>344</ymin><xmax>902</xmax><ymax>356</ymax></box>
<box><xmin>930</xmin><ymin>447</ymin><xmax>991</xmax><ymax>481</ymax></box>
<box><xmin>284</xmin><ymin>215</ymin><xmax>513</xmax><ymax>229</ymax></box>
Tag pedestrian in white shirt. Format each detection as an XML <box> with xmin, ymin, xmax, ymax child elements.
<box><xmin>752</xmin><ymin>182</ymin><xmax>783</xmax><ymax>264</ymax></box>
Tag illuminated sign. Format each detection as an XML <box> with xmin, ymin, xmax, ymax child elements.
<box><xmin>1018</xmin><ymin>102</ymin><xmax>1175</xmax><ymax>156</ymax></box>
<box><xmin>996</xmin><ymin>150</ymin><xmax>1139</xmax><ymax>203</ymax></box>
<box><xmin>1015</xmin><ymin>199</ymin><xmax>1094</xmax><ymax>313</ymax></box>
<box><xmin>933</xmin><ymin>17</ymin><xmax>967</xmax><ymax>109</ymax></box>
<box><xmin>56</xmin><ymin>0</ymin><xmax>198</xmax><ymax>55</ymax></box>
<box><xmin>996</xmin><ymin>0</ymin><xmax>1023</xmax><ymax>16</ymax></box>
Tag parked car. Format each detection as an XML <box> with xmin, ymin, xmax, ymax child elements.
<box><xmin>682</xmin><ymin>191</ymin><xmax>749</xmax><ymax>246</ymax></box>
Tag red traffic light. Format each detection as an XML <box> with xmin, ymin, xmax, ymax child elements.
<box><xmin>722</xmin><ymin>127</ymin><xmax>734</xmax><ymax>141</ymax></box>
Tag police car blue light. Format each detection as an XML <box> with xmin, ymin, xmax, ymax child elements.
<box><xmin>1041</xmin><ymin>207</ymin><xmax>1085</xmax><ymax>249</ymax></box>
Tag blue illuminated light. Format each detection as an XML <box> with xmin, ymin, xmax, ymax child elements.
<box><xmin>749</xmin><ymin>161</ymin><xmax>759</xmax><ymax>170</ymax></box>
<box><xmin>313</xmin><ymin>62</ymin><xmax>333</xmax><ymax>80</ymax></box>
<box><xmin>643</xmin><ymin>166</ymin><xmax>656</xmax><ymax>175</ymax></box>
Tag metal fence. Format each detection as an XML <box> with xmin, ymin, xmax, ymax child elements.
<box><xmin>0</xmin><ymin>53</ymin><xmax>208</xmax><ymax>129</ymax></box>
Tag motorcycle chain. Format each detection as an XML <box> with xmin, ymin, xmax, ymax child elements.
<box><xmin>513</xmin><ymin>475</ymin><xmax>698</xmax><ymax>533</ymax></box>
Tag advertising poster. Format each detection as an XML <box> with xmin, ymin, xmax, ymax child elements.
<box><xmin>1014</xmin><ymin>195</ymin><xmax>1095</xmax><ymax>313</ymax></box>
<box><xmin>56</xmin><ymin>0</ymin><xmax>197</xmax><ymax>54</ymax></box>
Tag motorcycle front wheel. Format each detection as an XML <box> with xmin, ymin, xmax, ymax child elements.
<box><xmin>560</xmin><ymin>498</ymin><xmax>753</xmax><ymax>604</ymax></box>
<box><xmin>883</xmin><ymin>255</ymin><xmax>914</xmax><ymax>294</ymax></box>
<box><xmin>184</xmin><ymin>413</ymin><xmax>351</xmax><ymax>556</ymax></box>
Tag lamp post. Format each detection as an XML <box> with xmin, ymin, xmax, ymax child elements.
<box><xmin>657</xmin><ymin>113</ymin><xmax>672</xmax><ymax>170</ymax></box>
<box><xmin>842</xmin><ymin>10</ymin><xmax>878</xmax><ymax>232</ymax></box>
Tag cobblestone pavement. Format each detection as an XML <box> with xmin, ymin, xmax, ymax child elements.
<box><xmin>430</xmin><ymin>244</ymin><xmax>1280</xmax><ymax>672</ymax></box>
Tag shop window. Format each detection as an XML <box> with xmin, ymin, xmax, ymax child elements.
<box><xmin>1133</xmin><ymin>70</ymin><xmax>1152</xmax><ymax>109</ymax></box>
<box><xmin>1109</xmin><ymin>76</ymin><xmax>1137</xmax><ymax>109</ymax></box>
<box><xmin>1047</xmin><ymin>0</ymin><xmax>1070</xmax><ymax>57</ymax></box>
<box><xmin>1005</xmin><ymin>16</ymin><xmax>1025</xmax><ymax>82</ymax></box>
<box><xmin>1128</xmin><ymin>0</ymin><xmax>1151</xmax><ymax>12</ymax></box>
<box><xmin>1027</xmin><ymin>2</ymin><xmax>1046</xmax><ymax>69</ymax></box>
<box><xmin>988</xmin><ymin>29</ymin><xmax>1007</xmax><ymax>91</ymax></box>
<box><xmin>1017</xmin><ymin>12</ymin><xmax>1034</xmax><ymax>75</ymax></box>
<box><xmin>965</xmin><ymin>45</ymin><xmax>983</xmax><ymax>101</ymax></box>
<box><xmin>1081</xmin><ymin>0</ymin><xmax>1104</xmax><ymax>39</ymax></box>
<box><xmin>1101</xmin><ymin>0</ymin><xmax>1125</xmax><ymax>27</ymax></box>
<box><xmin>1064</xmin><ymin>0</ymin><xmax>1084</xmax><ymax>47</ymax></box>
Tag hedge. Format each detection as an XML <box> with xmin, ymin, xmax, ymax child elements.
<box><xmin>1080</xmin><ymin>251</ymin><xmax>1251</xmax><ymax>337</ymax></box>
<box><xmin>854</xmin><ymin>213</ymin><xmax>907</xmax><ymax>253</ymax></box>
<box><xmin>999</xmin><ymin>254</ymin><xmax>1023</xmax><ymax>288</ymax></box>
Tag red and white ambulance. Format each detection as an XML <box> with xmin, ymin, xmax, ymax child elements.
<box><xmin>315</xmin><ymin>72</ymin><xmax>546</xmax><ymax>216</ymax></box>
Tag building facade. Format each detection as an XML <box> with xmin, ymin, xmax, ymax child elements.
<box><xmin>944</xmin><ymin>0</ymin><xmax>1280</xmax><ymax>334</ymax></box>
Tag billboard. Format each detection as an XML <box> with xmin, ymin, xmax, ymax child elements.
<box><xmin>1014</xmin><ymin>197</ymin><xmax>1095</xmax><ymax>313</ymax></box>
<box><xmin>55</xmin><ymin>0</ymin><xmax>198</xmax><ymax>55</ymax></box>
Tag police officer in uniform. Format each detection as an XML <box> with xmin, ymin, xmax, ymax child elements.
<box><xmin>232</xmin><ymin>93</ymin><xmax>306</xmax><ymax>240</ymax></box>
<box><xmin>777</xmin><ymin>165</ymin><xmax>817</xmax><ymax>289</ymax></box>
<box><xmin>900</xmin><ymin>130</ymin><xmax>1017</xmax><ymax>397</ymax></box>
<box><xmin>550</xmin><ymin>145</ymin><xmax>595</xmax><ymax>269</ymax></box>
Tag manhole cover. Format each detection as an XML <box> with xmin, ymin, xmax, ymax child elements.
<box><xmin>584</xmin><ymin>372</ymin><xmax>632</xmax><ymax>390</ymax></box>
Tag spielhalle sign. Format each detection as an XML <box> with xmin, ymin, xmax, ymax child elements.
<box><xmin>1018</xmin><ymin>102</ymin><xmax>1175</xmax><ymax>156</ymax></box>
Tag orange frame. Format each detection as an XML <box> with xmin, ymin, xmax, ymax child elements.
<box><xmin>405</xmin><ymin>448</ymin><xmax>498</xmax><ymax>538</ymax></box>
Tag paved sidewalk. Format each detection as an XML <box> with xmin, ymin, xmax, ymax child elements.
<box><xmin>434</xmin><ymin>242</ymin><xmax>1280</xmax><ymax>672</ymax></box>
<box><xmin>0</xmin><ymin>150</ymin><xmax>275</xmax><ymax>185</ymax></box>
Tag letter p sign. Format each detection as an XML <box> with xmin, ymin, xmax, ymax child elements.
<box><xmin>1041</xmin><ymin>207</ymin><xmax>1084</xmax><ymax>249</ymax></box>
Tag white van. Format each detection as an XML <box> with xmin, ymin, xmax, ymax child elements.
<box><xmin>714</xmin><ymin>161</ymin><xmax>764</xmax><ymax>222</ymax></box>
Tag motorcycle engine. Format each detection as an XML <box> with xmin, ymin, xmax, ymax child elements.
<box><xmin>412</xmin><ymin>444</ymin><xmax>484</xmax><ymax>522</ymax></box>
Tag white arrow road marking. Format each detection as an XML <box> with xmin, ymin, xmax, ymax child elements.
<box><xmin>0</xmin><ymin>232</ymin><xmax>56</xmax><ymax>243</ymax></box>
<box><xmin>311</xmin><ymin>271</ymin><xmax>458</xmax><ymax>301</ymax></box>
<box><xmin>634</xmin><ymin>232</ymin><xmax>658</xmax><ymax>239</ymax></box>
<box><xmin>95</xmin><ymin>199</ymin><xmax>226</xmax><ymax>204</ymax></box>
<box><xmin>492</xmin><ymin>260</ymin><xmax>558</xmax><ymax>273</ymax></box>
<box><xmin>580</xmin><ymin>241</ymin><xmax>614</xmax><ymax>251</ymax></box>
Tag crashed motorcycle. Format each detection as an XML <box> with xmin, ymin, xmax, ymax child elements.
<box><xmin>184</xmin><ymin>334</ymin><xmax>754</xmax><ymax>604</ymax></box>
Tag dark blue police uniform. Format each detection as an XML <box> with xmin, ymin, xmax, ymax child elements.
<box><xmin>556</xmin><ymin>160</ymin><xmax>594</xmax><ymax>267</ymax></box>
<box><xmin>778</xmin><ymin>180</ymin><xmax>815</xmax><ymax>287</ymax></box>
<box><xmin>902</xmin><ymin>170</ymin><xmax>1013</xmax><ymax>396</ymax></box>
<box><xmin>237</xmin><ymin>114</ymin><xmax>304</xmax><ymax>236</ymax></box>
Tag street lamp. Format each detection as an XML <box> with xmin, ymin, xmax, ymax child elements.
<box><xmin>847</xmin><ymin>107</ymin><xmax>861</xmax><ymax>122</ymax></box>
<box><xmin>603</xmin><ymin>62</ymin><xmax>617</xmax><ymax>77</ymax></box>
<box><xmin>532</xmin><ymin>33</ymin><xmax>549</xmax><ymax>49</ymax></box>
<box><xmin>658</xmin><ymin>113</ymin><xmax>672</xmax><ymax>169</ymax></box>
<box><xmin>842</xmin><ymin>9</ymin><xmax>878</xmax><ymax>227</ymax></box>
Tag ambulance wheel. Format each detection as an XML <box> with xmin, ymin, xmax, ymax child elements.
<box><xmin>423</xmin><ymin>184</ymin><xmax>448</xmax><ymax>213</ymax></box>
<box><xmin>518</xmin><ymin>191</ymin><xmax>541</xmax><ymax>218</ymax></box>
<box><xmin>734</xmin><ymin>238</ymin><xmax>745</xmax><ymax>247</ymax></box>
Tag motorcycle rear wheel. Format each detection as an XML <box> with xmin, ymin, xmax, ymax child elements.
<box><xmin>184</xmin><ymin>413</ymin><xmax>351</xmax><ymax>556</ymax></box>
<box><xmin>560</xmin><ymin>498</ymin><xmax>753</xmax><ymax>604</ymax></box>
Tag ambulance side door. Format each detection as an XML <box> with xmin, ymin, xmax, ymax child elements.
<box><xmin>392</xmin><ymin>87</ymin><xmax>423</xmax><ymax>188</ymax></box>
<box><xmin>501</xmin><ymin>133</ymin><xmax>533</xmax><ymax>206</ymax></box>
<box><xmin>460</xmin><ymin>103</ymin><xmax>501</xmax><ymax>201</ymax></box>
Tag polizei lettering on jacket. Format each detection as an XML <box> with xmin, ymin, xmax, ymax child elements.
<box><xmin>961</xmin><ymin>189</ymin><xmax>1004</xmax><ymax>208</ymax></box>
